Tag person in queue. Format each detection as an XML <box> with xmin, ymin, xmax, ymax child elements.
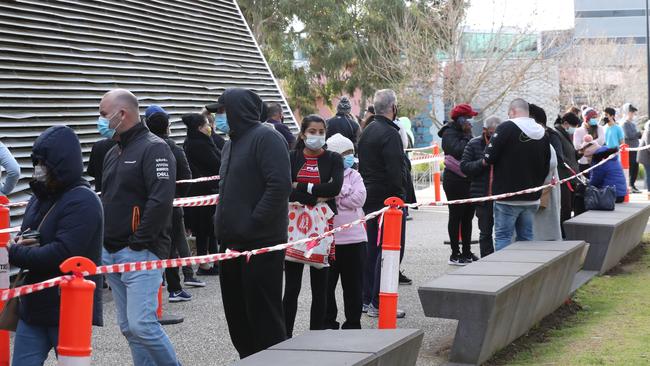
<box><xmin>99</xmin><ymin>89</ymin><xmax>180</xmax><ymax>365</ymax></box>
<box><xmin>9</xmin><ymin>125</ymin><xmax>103</xmax><ymax>366</ymax></box>
<box><xmin>438</xmin><ymin>104</ymin><xmax>478</xmax><ymax>265</ymax></box>
<box><xmin>590</xmin><ymin>146</ymin><xmax>627</xmax><ymax>203</ymax></box>
<box><xmin>183</xmin><ymin>113</ymin><xmax>221</xmax><ymax>276</ymax></box>
<box><xmin>265</xmin><ymin>102</ymin><xmax>296</xmax><ymax>148</ymax></box>
<box><xmin>214</xmin><ymin>88</ymin><xmax>292</xmax><ymax>358</ymax></box>
<box><xmin>484</xmin><ymin>98</ymin><xmax>550</xmax><ymax>250</ymax></box>
<box><xmin>553</xmin><ymin>112</ymin><xmax>581</xmax><ymax>234</ymax></box>
<box><xmin>573</xmin><ymin>107</ymin><xmax>605</xmax><ymax>173</ymax></box>
<box><xmin>326</xmin><ymin>96</ymin><xmax>361</xmax><ymax>148</ymax></box>
<box><xmin>0</xmin><ymin>139</ymin><xmax>20</xmax><ymax>196</ymax></box>
<box><xmin>324</xmin><ymin>133</ymin><xmax>366</xmax><ymax>330</ymax></box>
<box><xmin>145</xmin><ymin>105</ymin><xmax>205</xmax><ymax>300</ymax></box>
<box><xmin>460</xmin><ymin>115</ymin><xmax>501</xmax><ymax>258</ymax></box>
<box><xmin>283</xmin><ymin>115</ymin><xmax>343</xmax><ymax>337</ymax></box>
<box><xmin>621</xmin><ymin>103</ymin><xmax>641</xmax><ymax>193</ymax></box>
<box><xmin>357</xmin><ymin>89</ymin><xmax>406</xmax><ymax>318</ymax></box>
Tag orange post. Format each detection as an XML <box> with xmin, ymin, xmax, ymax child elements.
<box><xmin>58</xmin><ymin>256</ymin><xmax>96</xmax><ymax>366</ymax></box>
<box><xmin>0</xmin><ymin>196</ymin><xmax>9</xmax><ymax>366</ymax></box>
<box><xmin>433</xmin><ymin>144</ymin><xmax>441</xmax><ymax>202</ymax></box>
<box><xmin>620</xmin><ymin>144</ymin><xmax>630</xmax><ymax>202</ymax></box>
<box><xmin>378</xmin><ymin>197</ymin><xmax>404</xmax><ymax>329</ymax></box>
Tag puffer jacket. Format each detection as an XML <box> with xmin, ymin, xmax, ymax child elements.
<box><xmin>460</xmin><ymin>134</ymin><xmax>490</xmax><ymax>198</ymax></box>
<box><xmin>590</xmin><ymin>146</ymin><xmax>627</xmax><ymax>198</ymax></box>
<box><xmin>10</xmin><ymin>125</ymin><xmax>103</xmax><ymax>327</ymax></box>
<box><xmin>438</xmin><ymin>120</ymin><xmax>472</xmax><ymax>182</ymax></box>
<box><xmin>333</xmin><ymin>168</ymin><xmax>367</xmax><ymax>245</ymax></box>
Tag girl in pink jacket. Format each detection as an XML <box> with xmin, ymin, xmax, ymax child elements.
<box><xmin>324</xmin><ymin>133</ymin><xmax>367</xmax><ymax>330</ymax></box>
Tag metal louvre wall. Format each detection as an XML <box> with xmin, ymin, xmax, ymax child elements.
<box><xmin>0</xmin><ymin>0</ymin><xmax>296</xmax><ymax>222</ymax></box>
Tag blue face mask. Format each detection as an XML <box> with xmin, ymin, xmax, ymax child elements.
<box><xmin>567</xmin><ymin>127</ymin><xmax>576</xmax><ymax>135</ymax></box>
<box><xmin>97</xmin><ymin>112</ymin><xmax>121</xmax><ymax>139</ymax></box>
<box><xmin>343</xmin><ymin>155</ymin><xmax>355</xmax><ymax>169</ymax></box>
<box><xmin>589</xmin><ymin>118</ymin><xmax>598</xmax><ymax>126</ymax></box>
<box><xmin>215</xmin><ymin>114</ymin><xmax>229</xmax><ymax>134</ymax></box>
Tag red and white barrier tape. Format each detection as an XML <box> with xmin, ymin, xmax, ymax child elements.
<box><xmin>0</xmin><ymin>207</ymin><xmax>388</xmax><ymax>301</ymax></box>
<box><xmin>404</xmin><ymin>145</ymin><xmax>437</xmax><ymax>152</ymax></box>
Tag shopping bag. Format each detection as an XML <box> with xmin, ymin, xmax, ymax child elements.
<box><xmin>285</xmin><ymin>203</ymin><xmax>335</xmax><ymax>268</ymax></box>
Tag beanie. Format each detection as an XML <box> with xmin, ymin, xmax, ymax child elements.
<box><xmin>326</xmin><ymin>133</ymin><xmax>354</xmax><ymax>155</ymax></box>
<box><xmin>582</xmin><ymin>107</ymin><xmax>598</xmax><ymax>121</ymax></box>
<box><xmin>337</xmin><ymin>97</ymin><xmax>352</xmax><ymax>114</ymax></box>
<box><xmin>182</xmin><ymin>113</ymin><xmax>206</xmax><ymax>131</ymax></box>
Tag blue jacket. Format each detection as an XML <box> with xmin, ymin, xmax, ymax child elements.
<box><xmin>590</xmin><ymin>146</ymin><xmax>627</xmax><ymax>198</ymax></box>
<box><xmin>9</xmin><ymin>125</ymin><xmax>104</xmax><ymax>327</ymax></box>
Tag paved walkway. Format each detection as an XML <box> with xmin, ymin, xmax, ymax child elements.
<box><xmin>30</xmin><ymin>188</ymin><xmax>650</xmax><ymax>365</ymax></box>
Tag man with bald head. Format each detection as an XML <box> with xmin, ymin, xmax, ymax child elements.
<box><xmin>98</xmin><ymin>89</ymin><xmax>180</xmax><ymax>365</ymax></box>
<box><xmin>483</xmin><ymin>98</ymin><xmax>550</xmax><ymax>251</ymax></box>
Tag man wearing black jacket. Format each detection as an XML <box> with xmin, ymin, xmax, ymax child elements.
<box><xmin>358</xmin><ymin>89</ymin><xmax>406</xmax><ymax>318</ymax></box>
<box><xmin>214</xmin><ymin>88</ymin><xmax>292</xmax><ymax>359</ymax></box>
<box><xmin>461</xmin><ymin>116</ymin><xmax>501</xmax><ymax>258</ymax></box>
<box><xmin>145</xmin><ymin>105</ymin><xmax>205</xmax><ymax>301</ymax></box>
<box><xmin>99</xmin><ymin>89</ymin><xmax>180</xmax><ymax>365</ymax></box>
<box><xmin>326</xmin><ymin>96</ymin><xmax>361</xmax><ymax>148</ymax></box>
<box><xmin>484</xmin><ymin>98</ymin><xmax>550</xmax><ymax>251</ymax></box>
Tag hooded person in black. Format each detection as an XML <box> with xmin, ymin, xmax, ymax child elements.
<box><xmin>214</xmin><ymin>88</ymin><xmax>292</xmax><ymax>359</ymax></box>
<box><xmin>9</xmin><ymin>126</ymin><xmax>104</xmax><ymax>364</ymax></box>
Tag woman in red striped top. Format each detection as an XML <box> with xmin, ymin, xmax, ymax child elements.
<box><xmin>283</xmin><ymin>115</ymin><xmax>344</xmax><ymax>338</ymax></box>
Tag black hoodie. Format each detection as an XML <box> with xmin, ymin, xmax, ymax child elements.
<box><xmin>215</xmin><ymin>88</ymin><xmax>292</xmax><ymax>250</ymax></box>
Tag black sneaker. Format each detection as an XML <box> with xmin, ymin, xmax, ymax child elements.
<box><xmin>398</xmin><ymin>271</ymin><xmax>413</xmax><ymax>285</ymax></box>
<box><xmin>448</xmin><ymin>254</ymin><xmax>469</xmax><ymax>266</ymax></box>
<box><xmin>631</xmin><ymin>186</ymin><xmax>641</xmax><ymax>194</ymax></box>
<box><xmin>169</xmin><ymin>289</ymin><xmax>192</xmax><ymax>302</ymax></box>
<box><xmin>465</xmin><ymin>252</ymin><xmax>479</xmax><ymax>262</ymax></box>
<box><xmin>197</xmin><ymin>266</ymin><xmax>219</xmax><ymax>276</ymax></box>
<box><xmin>184</xmin><ymin>276</ymin><xmax>207</xmax><ymax>288</ymax></box>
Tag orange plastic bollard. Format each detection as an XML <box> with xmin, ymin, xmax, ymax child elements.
<box><xmin>620</xmin><ymin>144</ymin><xmax>630</xmax><ymax>202</ymax></box>
<box><xmin>58</xmin><ymin>256</ymin><xmax>96</xmax><ymax>366</ymax></box>
<box><xmin>433</xmin><ymin>144</ymin><xmax>441</xmax><ymax>202</ymax></box>
<box><xmin>378</xmin><ymin>197</ymin><xmax>404</xmax><ymax>329</ymax></box>
<box><xmin>0</xmin><ymin>196</ymin><xmax>10</xmax><ymax>366</ymax></box>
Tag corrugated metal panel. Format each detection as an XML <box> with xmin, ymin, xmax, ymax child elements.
<box><xmin>0</xmin><ymin>0</ymin><xmax>297</xmax><ymax>223</ymax></box>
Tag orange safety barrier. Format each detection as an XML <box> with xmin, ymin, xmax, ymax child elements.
<box><xmin>58</xmin><ymin>257</ymin><xmax>96</xmax><ymax>366</ymax></box>
<box><xmin>432</xmin><ymin>144</ymin><xmax>441</xmax><ymax>202</ymax></box>
<box><xmin>378</xmin><ymin>197</ymin><xmax>404</xmax><ymax>329</ymax></box>
<box><xmin>620</xmin><ymin>144</ymin><xmax>630</xmax><ymax>202</ymax></box>
<box><xmin>0</xmin><ymin>196</ymin><xmax>9</xmax><ymax>366</ymax></box>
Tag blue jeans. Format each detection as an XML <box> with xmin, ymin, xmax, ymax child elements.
<box><xmin>12</xmin><ymin>320</ymin><xmax>58</xmax><ymax>366</ymax></box>
<box><xmin>493</xmin><ymin>202</ymin><xmax>538</xmax><ymax>251</ymax></box>
<box><xmin>103</xmin><ymin>247</ymin><xmax>180</xmax><ymax>366</ymax></box>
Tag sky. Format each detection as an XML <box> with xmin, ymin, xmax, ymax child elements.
<box><xmin>464</xmin><ymin>0</ymin><xmax>575</xmax><ymax>31</ymax></box>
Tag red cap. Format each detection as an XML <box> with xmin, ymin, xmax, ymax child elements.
<box><xmin>451</xmin><ymin>104</ymin><xmax>478</xmax><ymax>120</ymax></box>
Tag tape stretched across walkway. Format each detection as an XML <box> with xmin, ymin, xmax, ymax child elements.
<box><xmin>0</xmin><ymin>146</ymin><xmax>639</xmax><ymax>301</ymax></box>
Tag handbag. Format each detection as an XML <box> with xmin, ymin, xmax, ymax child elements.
<box><xmin>0</xmin><ymin>201</ymin><xmax>59</xmax><ymax>331</ymax></box>
<box><xmin>584</xmin><ymin>185</ymin><xmax>616</xmax><ymax>211</ymax></box>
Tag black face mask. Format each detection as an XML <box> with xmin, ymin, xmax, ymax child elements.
<box><xmin>392</xmin><ymin>105</ymin><xmax>399</xmax><ymax>121</ymax></box>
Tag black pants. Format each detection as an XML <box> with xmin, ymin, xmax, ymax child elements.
<box><xmin>283</xmin><ymin>261</ymin><xmax>329</xmax><ymax>338</ymax></box>
<box><xmin>325</xmin><ymin>243</ymin><xmax>364</xmax><ymax>330</ymax></box>
<box><xmin>165</xmin><ymin>208</ymin><xmax>194</xmax><ymax>293</ymax></box>
<box><xmin>559</xmin><ymin>183</ymin><xmax>574</xmax><ymax>238</ymax></box>
<box><xmin>362</xmin><ymin>204</ymin><xmax>407</xmax><ymax>308</ymax></box>
<box><xmin>188</xmin><ymin>205</ymin><xmax>217</xmax><ymax>256</ymax></box>
<box><xmin>220</xmin><ymin>250</ymin><xmax>286</xmax><ymax>359</ymax></box>
<box><xmin>630</xmin><ymin>151</ymin><xmax>639</xmax><ymax>188</ymax></box>
<box><xmin>443</xmin><ymin>176</ymin><xmax>474</xmax><ymax>255</ymax></box>
<box><xmin>474</xmin><ymin>203</ymin><xmax>494</xmax><ymax>257</ymax></box>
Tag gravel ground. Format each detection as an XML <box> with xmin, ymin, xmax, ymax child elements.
<box><xmin>30</xmin><ymin>207</ymin><xmax>479</xmax><ymax>366</ymax></box>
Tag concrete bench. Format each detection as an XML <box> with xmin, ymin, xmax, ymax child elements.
<box><xmin>233</xmin><ymin>329</ymin><xmax>423</xmax><ymax>366</ymax></box>
<box><xmin>418</xmin><ymin>241</ymin><xmax>586</xmax><ymax>365</ymax></box>
<box><xmin>565</xmin><ymin>203</ymin><xmax>650</xmax><ymax>275</ymax></box>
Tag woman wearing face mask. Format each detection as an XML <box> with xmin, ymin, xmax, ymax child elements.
<box><xmin>573</xmin><ymin>108</ymin><xmax>605</xmax><ymax>174</ymax></box>
<box><xmin>182</xmin><ymin>113</ymin><xmax>221</xmax><ymax>275</ymax></box>
<box><xmin>553</xmin><ymin>112</ymin><xmax>581</xmax><ymax>231</ymax></box>
<box><xmin>283</xmin><ymin>115</ymin><xmax>344</xmax><ymax>338</ymax></box>
<box><xmin>438</xmin><ymin>104</ymin><xmax>478</xmax><ymax>266</ymax></box>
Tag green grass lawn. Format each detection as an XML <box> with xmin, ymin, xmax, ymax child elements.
<box><xmin>493</xmin><ymin>240</ymin><xmax>650</xmax><ymax>365</ymax></box>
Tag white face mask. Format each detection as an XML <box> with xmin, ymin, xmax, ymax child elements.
<box><xmin>34</xmin><ymin>164</ymin><xmax>48</xmax><ymax>183</ymax></box>
<box><xmin>304</xmin><ymin>134</ymin><xmax>326</xmax><ymax>150</ymax></box>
